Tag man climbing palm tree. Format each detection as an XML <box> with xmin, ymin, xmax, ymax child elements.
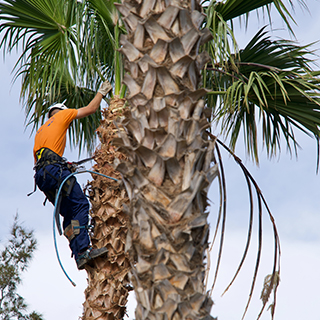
<box><xmin>32</xmin><ymin>80</ymin><xmax>112</xmax><ymax>270</ymax></box>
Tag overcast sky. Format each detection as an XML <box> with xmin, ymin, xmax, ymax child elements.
<box><xmin>1</xmin><ymin>1</ymin><xmax>320</xmax><ymax>320</ymax></box>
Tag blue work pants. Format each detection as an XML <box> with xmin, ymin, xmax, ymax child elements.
<box><xmin>35</xmin><ymin>164</ymin><xmax>90</xmax><ymax>260</ymax></box>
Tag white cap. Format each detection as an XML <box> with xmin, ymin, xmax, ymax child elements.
<box><xmin>48</xmin><ymin>102</ymin><xmax>68</xmax><ymax>117</ymax></box>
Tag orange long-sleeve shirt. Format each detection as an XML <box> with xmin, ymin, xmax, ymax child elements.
<box><xmin>33</xmin><ymin>109</ymin><xmax>78</xmax><ymax>162</ymax></box>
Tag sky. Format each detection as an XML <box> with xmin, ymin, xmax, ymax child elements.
<box><xmin>1</xmin><ymin>1</ymin><xmax>320</xmax><ymax>320</ymax></box>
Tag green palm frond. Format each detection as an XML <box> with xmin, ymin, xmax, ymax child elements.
<box><xmin>0</xmin><ymin>0</ymin><xmax>79</xmax><ymax>69</ymax></box>
<box><xmin>0</xmin><ymin>0</ymin><xmax>120</xmax><ymax>154</ymax></box>
<box><xmin>203</xmin><ymin>0</ymin><xmax>308</xmax><ymax>74</ymax></box>
<box><xmin>203</xmin><ymin>0</ymin><xmax>301</xmax><ymax>84</ymax></box>
<box><xmin>84</xmin><ymin>0</ymin><xmax>126</xmax><ymax>96</ymax></box>
<box><xmin>87</xmin><ymin>0</ymin><xmax>121</xmax><ymax>31</ymax></box>
<box><xmin>0</xmin><ymin>0</ymin><xmax>81</xmax><ymax>107</ymax></box>
<box><xmin>209</xmin><ymin>27</ymin><xmax>320</xmax><ymax>162</ymax></box>
<box><xmin>207</xmin><ymin>0</ymin><xmax>307</xmax><ymax>33</ymax></box>
<box><xmin>204</xmin><ymin>5</ymin><xmax>236</xmax><ymax>69</ymax></box>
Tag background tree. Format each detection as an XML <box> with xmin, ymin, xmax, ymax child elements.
<box><xmin>0</xmin><ymin>214</ymin><xmax>43</xmax><ymax>320</ymax></box>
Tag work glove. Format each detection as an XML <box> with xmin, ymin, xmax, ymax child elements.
<box><xmin>98</xmin><ymin>80</ymin><xmax>112</xmax><ymax>97</ymax></box>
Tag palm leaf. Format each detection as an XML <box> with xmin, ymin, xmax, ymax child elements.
<box><xmin>0</xmin><ymin>0</ymin><xmax>80</xmax><ymax>106</ymax></box>
<box><xmin>203</xmin><ymin>0</ymin><xmax>307</xmax><ymax>84</ymax></box>
<box><xmin>208</xmin><ymin>0</ymin><xmax>307</xmax><ymax>32</ymax></box>
<box><xmin>84</xmin><ymin>0</ymin><xmax>126</xmax><ymax>96</ymax></box>
<box><xmin>203</xmin><ymin>0</ymin><xmax>299</xmax><ymax>84</ymax></box>
<box><xmin>0</xmin><ymin>0</ymin><xmax>117</xmax><ymax>154</ymax></box>
<box><xmin>208</xmin><ymin>27</ymin><xmax>320</xmax><ymax>162</ymax></box>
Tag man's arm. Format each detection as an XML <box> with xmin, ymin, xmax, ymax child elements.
<box><xmin>75</xmin><ymin>93</ymin><xmax>103</xmax><ymax>119</ymax></box>
<box><xmin>75</xmin><ymin>80</ymin><xmax>112</xmax><ymax>119</ymax></box>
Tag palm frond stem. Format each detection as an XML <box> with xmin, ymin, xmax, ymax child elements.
<box><xmin>207</xmin><ymin>66</ymin><xmax>248</xmax><ymax>82</ymax></box>
<box><xmin>207</xmin><ymin>133</ymin><xmax>280</xmax><ymax>319</ymax></box>
<box><xmin>221</xmin><ymin>162</ymin><xmax>254</xmax><ymax>296</ymax></box>
<box><xmin>210</xmin><ymin>142</ymin><xmax>227</xmax><ymax>292</ymax></box>
<box><xmin>207</xmin><ymin>90</ymin><xmax>227</xmax><ymax>95</ymax></box>
<box><xmin>114</xmin><ymin>23</ymin><xmax>122</xmax><ymax>96</ymax></box>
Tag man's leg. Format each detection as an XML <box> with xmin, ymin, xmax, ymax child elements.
<box><xmin>34</xmin><ymin>164</ymin><xmax>60</xmax><ymax>203</ymax></box>
<box><xmin>59</xmin><ymin>170</ymin><xmax>91</xmax><ymax>260</ymax></box>
<box><xmin>35</xmin><ymin>164</ymin><xmax>90</xmax><ymax>258</ymax></box>
<box><xmin>36</xmin><ymin>164</ymin><xmax>107</xmax><ymax>269</ymax></box>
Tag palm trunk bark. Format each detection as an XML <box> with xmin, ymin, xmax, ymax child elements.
<box><xmin>82</xmin><ymin>97</ymin><xmax>132</xmax><ymax>320</ymax></box>
<box><xmin>114</xmin><ymin>0</ymin><xmax>218</xmax><ymax>319</ymax></box>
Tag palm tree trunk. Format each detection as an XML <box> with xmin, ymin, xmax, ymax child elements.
<box><xmin>114</xmin><ymin>0</ymin><xmax>218</xmax><ymax>319</ymax></box>
<box><xmin>83</xmin><ymin>97</ymin><xmax>132</xmax><ymax>320</ymax></box>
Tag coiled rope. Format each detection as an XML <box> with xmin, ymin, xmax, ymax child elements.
<box><xmin>53</xmin><ymin>169</ymin><xmax>119</xmax><ymax>286</ymax></box>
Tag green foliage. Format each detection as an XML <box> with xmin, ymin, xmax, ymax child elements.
<box><xmin>1</xmin><ymin>0</ymin><xmax>320</xmax><ymax>161</ymax></box>
<box><xmin>0</xmin><ymin>0</ymin><xmax>124</xmax><ymax>154</ymax></box>
<box><xmin>218</xmin><ymin>28</ymin><xmax>320</xmax><ymax>161</ymax></box>
<box><xmin>204</xmin><ymin>0</ymin><xmax>320</xmax><ymax>163</ymax></box>
<box><xmin>0</xmin><ymin>215</ymin><xmax>43</xmax><ymax>320</ymax></box>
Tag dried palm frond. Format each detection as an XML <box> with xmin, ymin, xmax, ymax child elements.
<box><xmin>207</xmin><ymin>133</ymin><xmax>281</xmax><ymax>320</ymax></box>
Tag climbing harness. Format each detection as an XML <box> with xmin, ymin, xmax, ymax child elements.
<box><xmin>27</xmin><ymin>148</ymin><xmax>81</xmax><ymax>201</ymax></box>
<box><xmin>53</xmin><ymin>169</ymin><xmax>119</xmax><ymax>286</ymax></box>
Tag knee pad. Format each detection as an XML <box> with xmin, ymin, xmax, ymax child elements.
<box><xmin>64</xmin><ymin>220</ymin><xmax>80</xmax><ymax>242</ymax></box>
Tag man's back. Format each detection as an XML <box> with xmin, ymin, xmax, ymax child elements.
<box><xmin>33</xmin><ymin>109</ymin><xmax>77</xmax><ymax>161</ymax></box>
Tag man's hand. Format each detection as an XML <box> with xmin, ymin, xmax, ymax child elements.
<box><xmin>98</xmin><ymin>80</ymin><xmax>112</xmax><ymax>97</ymax></box>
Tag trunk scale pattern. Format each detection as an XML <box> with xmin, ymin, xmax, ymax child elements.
<box><xmin>83</xmin><ymin>97</ymin><xmax>132</xmax><ymax>320</ymax></box>
<box><xmin>114</xmin><ymin>0</ymin><xmax>218</xmax><ymax>319</ymax></box>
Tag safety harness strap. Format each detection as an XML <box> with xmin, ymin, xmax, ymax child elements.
<box><xmin>29</xmin><ymin>149</ymin><xmax>93</xmax><ymax>199</ymax></box>
<box><xmin>27</xmin><ymin>183</ymin><xmax>37</xmax><ymax>197</ymax></box>
<box><xmin>29</xmin><ymin>148</ymin><xmax>76</xmax><ymax>203</ymax></box>
<box><xmin>34</xmin><ymin>147</ymin><xmax>66</xmax><ymax>170</ymax></box>
<box><xmin>28</xmin><ymin>148</ymin><xmax>67</xmax><ymax>198</ymax></box>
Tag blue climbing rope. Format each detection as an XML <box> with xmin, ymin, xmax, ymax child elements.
<box><xmin>53</xmin><ymin>169</ymin><xmax>119</xmax><ymax>286</ymax></box>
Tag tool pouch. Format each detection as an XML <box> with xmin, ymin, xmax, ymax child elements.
<box><xmin>64</xmin><ymin>220</ymin><xmax>80</xmax><ymax>242</ymax></box>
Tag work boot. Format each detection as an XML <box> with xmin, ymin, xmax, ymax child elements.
<box><xmin>76</xmin><ymin>247</ymin><xmax>108</xmax><ymax>270</ymax></box>
<box><xmin>90</xmin><ymin>247</ymin><xmax>108</xmax><ymax>259</ymax></box>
